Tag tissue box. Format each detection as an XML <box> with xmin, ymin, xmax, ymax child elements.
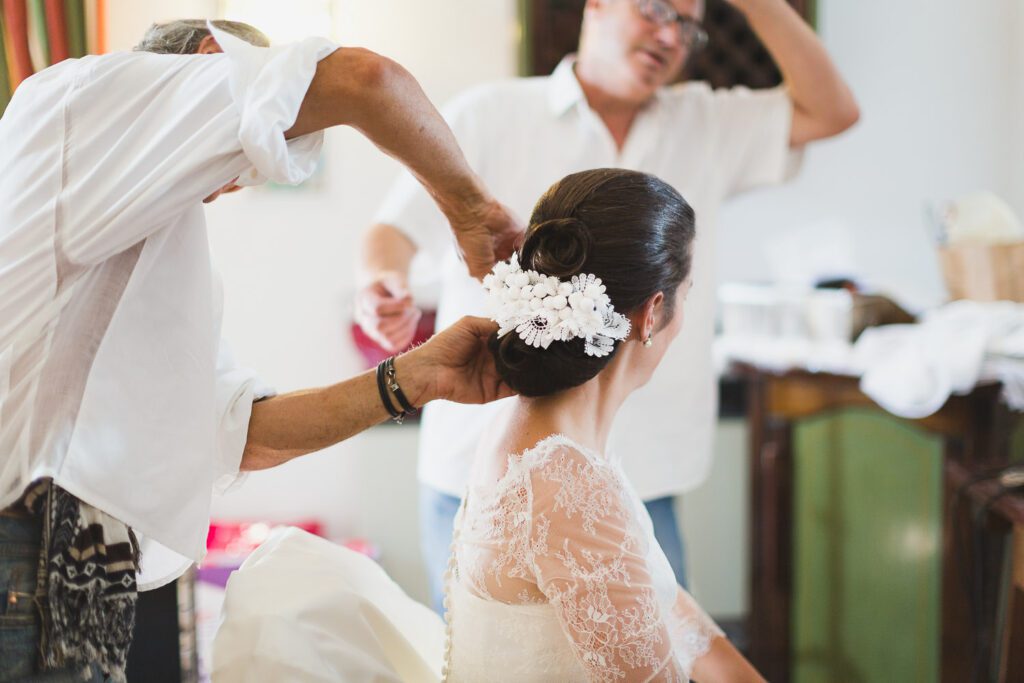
<box><xmin>938</xmin><ymin>241</ymin><xmax>1024</xmax><ymax>302</ymax></box>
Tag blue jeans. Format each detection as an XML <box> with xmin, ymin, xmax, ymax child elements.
<box><xmin>0</xmin><ymin>509</ymin><xmax>107</xmax><ymax>682</ymax></box>
<box><xmin>419</xmin><ymin>486</ymin><xmax>688</xmax><ymax>614</ymax></box>
<box><xmin>644</xmin><ymin>496</ymin><xmax>688</xmax><ymax>590</ymax></box>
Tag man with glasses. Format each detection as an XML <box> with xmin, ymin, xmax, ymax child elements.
<box><xmin>357</xmin><ymin>0</ymin><xmax>859</xmax><ymax>613</ymax></box>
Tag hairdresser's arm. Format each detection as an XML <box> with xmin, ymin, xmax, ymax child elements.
<box><xmin>286</xmin><ymin>48</ymin><xmax>520</xmax><ymax>277</ymax></box>
<box><xmin>240</xmin><ymin>316</ymin><xmax>512</xmax><ymax>470</ymax></box>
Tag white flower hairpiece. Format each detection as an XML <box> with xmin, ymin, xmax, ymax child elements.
<box><xmin>483</xmin><ymin>254</ymin><xmax>632</xmax><ymax>358</ymax></box>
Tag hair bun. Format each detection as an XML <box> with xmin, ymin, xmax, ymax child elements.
<box><xmin>520</xmin><ymin>216</ymin><xmax>593</xmax><ymax>279</ymax></box>
<box><xmin>487</xmin><ymin>168</ymin><xmax>695</xmax><ymax>398</ymax></box>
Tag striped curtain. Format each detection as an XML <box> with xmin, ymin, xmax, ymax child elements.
<box><xmin>0</xmin><ymin>0</ymin><xmax>106</xmax><ymax>115</ymax></box>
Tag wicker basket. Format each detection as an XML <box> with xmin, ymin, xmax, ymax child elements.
<box><xmin>938</xmin><ymin>241</ymin><xmax>1024</xmax><ymax>302</ymax></box>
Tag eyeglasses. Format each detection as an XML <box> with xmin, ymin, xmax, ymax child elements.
<box><xmin>632</xmin><ymin>0</ymin><xmax>709</xmax><ymax>52</ymax></box>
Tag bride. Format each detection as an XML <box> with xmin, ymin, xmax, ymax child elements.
<box><xmin>213</xmin><ymin>168</ymin><xmax>762</xmax><ymax>683</ymax></box>
<box><xmin>443</xmin><ymin>168</ymin><xmax>762</xmax><ymax>682</ymax></box>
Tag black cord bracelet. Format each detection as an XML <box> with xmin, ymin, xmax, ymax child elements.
<box><xmin>384</xmin><ymin>356</ymin><xmax>418</xmax><ymax>415</ymax></box>
<box><xmin>376</xmin><ymin>358</ymin><xmax>404</xmax><ymax>423</ymax></box>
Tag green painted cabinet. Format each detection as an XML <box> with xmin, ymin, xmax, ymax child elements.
<box><xmin>743</xmin><ymin>368</ymin><xmax>1018</xmax><ymax>683</ymax></box>
<box><xmin>791</xmin><ymin>411</ymin><xmax>942</xmax><ymax>683</ymax></box>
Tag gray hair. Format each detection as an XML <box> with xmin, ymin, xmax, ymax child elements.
<box><xmin>134</xmin><ymin>19</ymin><xmax>270</xmax><ymax>55</ymax></box>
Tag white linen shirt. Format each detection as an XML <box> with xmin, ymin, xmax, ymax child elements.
<box><xmin>375</xmin><ymin>57</ymin><xmax>798</xmax><ymax>500</ymax></box>
<box><xmin>0</xmin><ymin>28</ymin><xmax>336</xmax><ymax>588</ymax></box>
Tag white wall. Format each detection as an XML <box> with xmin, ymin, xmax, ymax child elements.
<box><xmin>1013</xmin><ymin>0</ymin><xmax>1024</xmax><ymax>217</ymax></box>
<box><xmin>717</xmin><ymin>0</ymin><xmax>1022</xmax><ymax>312</ymax></box>
<box><xmin>106</xmin><ymin>0</ymin><xmax>214</xmax><ymax>50</ymax></box>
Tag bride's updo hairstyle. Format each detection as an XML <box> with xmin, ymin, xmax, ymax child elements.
<box><xmin>490</xmin><ymin>168</ymin><xmax>695</xmax><ymax>397</ymax></box>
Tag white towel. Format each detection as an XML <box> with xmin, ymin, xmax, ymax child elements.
<box><xmin>856</xmin><ymin>301</ymin><xmax>1024</xmax><ymax>418</ymax></box>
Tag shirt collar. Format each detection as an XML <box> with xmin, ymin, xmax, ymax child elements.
<box><xmin>546</xmin><ymin>54</ymin><xmax>667</xmax><ymax>118</ymax></box>
<box><xmin>546</xmin><ymin>55</ymin><xmax>587</xmax><ymax>117</ymax></box>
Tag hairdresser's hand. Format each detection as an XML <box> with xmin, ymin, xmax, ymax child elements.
<box><xmin>395</xmin><ymin>316</ymin><xmax>514</xmax><ymax>407</ymax></box>
<box><xmin>448</xmin><ymin>198</ymin><xmax>524</xmax><ymax>280</ymax></box>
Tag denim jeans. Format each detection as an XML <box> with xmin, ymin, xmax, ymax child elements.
<box><xmin>419</xmin><ymin>486</ymin><xmax>689</xmax><ymax>614</ymax></box>
<box><xmin>0</xmin><ymin>509</ymin><xmax>107</xmax><ymax>682</ymax></box>
<box><xmin>644</xmin><ymin>495</ymin><xmax>689</xmax><ymax>590</ymax></box>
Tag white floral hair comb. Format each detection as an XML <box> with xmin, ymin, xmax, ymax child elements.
<box><xmin>483</xmin><ymin>254</ymin><xmax>632</xmax><ymax>357</ymax></box>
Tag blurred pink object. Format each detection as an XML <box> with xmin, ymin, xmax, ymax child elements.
<box><xmin>207</xmin><ymin>519</ymin><xmax>324</xmax><ymax>557</ymax></box>
<box><xmin>340</xmin><ymin>537</ymin><xmax>378</xmax><ymax>558</ymax></box>
<box><xmin>350</xmin><ymin>310</ymin><xmax>437</xmax><ymax>369</ymax></box>
<box><xmin>200</xmin><ymin>520</ymin><xmax>379</xmax><ymax>588</ymax></box>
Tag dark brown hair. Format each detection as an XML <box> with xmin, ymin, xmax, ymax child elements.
<box><xmin>490</xmin><ymin>168</ymin><xmax>695</xmax><ymax>397</ymax></box>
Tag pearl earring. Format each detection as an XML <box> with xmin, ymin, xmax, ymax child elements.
<box><xmin>642</xmin><ymin>336</ymin><xmax>653</xmax><ymax>348</ymax></box>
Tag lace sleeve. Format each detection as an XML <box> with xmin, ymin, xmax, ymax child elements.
<box><xmin>669</xmin><ymin>586</ymin><xmax>725</xmax><ymax>675</ymax></box>
<box><xmin>525</xmin><ymin>445</ymin><xmax>688</xmax><ymax>682</ymax></box>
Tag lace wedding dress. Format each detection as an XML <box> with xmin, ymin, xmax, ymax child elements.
<box><xmin>443</xmin><ymin>434</ymin><xmax>723</xmax><ymax>682</ymax></box>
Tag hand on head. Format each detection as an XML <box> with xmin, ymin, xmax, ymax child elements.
<box><xmin>450</xmin><ymin>200</ymin><xmax>524</xmax><ymax>280</ymax></box>
<box><xmin>402</xmin><ymin>316</ymin><xmax>515</xmax><ymax>406</ymax></box>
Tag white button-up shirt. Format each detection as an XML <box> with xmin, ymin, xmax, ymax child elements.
<box><xmin>0</xmin><ymin>28</ymin><xmax>336</xmax><ymax>588</ymax></box>
<box><xmin>376</xmin><ymin>57</ymin><xmax>798</xmax><ymax>500</ymax></box>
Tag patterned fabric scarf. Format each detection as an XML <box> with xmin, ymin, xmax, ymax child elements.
<box><xmin>23</xmin><ymin>479</ymin><xmax>140</xmax><ymax>682</ymax></box>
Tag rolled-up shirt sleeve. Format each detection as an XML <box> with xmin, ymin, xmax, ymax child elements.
<box><xmin>59</xmin><ymin>30</ymin><xmax>337</xmax><ymax>266</ymax></box>
<box><xmin>213</xmin><ymin>339</ymin><xmax>275</xmax><ymax>491</ymax></box>
<box><xmin>213</xmin><ymin>25</ymin><xmax>335</xmax><ymax>187</ymax></box>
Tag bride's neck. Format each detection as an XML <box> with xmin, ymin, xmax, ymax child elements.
<box><xmin>516</xmin><ymin>355</ymin><xmax>635</xmax><ymax>454</ymax></box>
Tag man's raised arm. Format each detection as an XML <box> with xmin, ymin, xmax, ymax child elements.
<box><xmin>728</xmin><ymin>0</ymin><xmax>859</xmax><ymax>147</ymax></box>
